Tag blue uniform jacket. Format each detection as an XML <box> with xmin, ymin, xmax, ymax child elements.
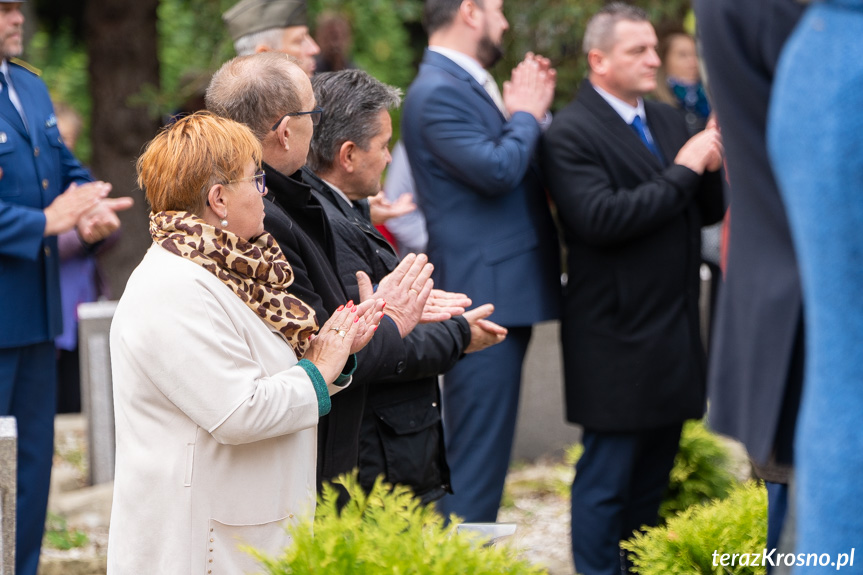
<box><xmin>0</xmin><ymin>60</ymin><xmax>92</xmax><ymax>348</ymax></box>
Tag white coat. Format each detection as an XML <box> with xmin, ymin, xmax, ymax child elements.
<box><xmin>107</xmin><ymin>244</ymin><xmax>347</xmax><ymax>574</ymax></box>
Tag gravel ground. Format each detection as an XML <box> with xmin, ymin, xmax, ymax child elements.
<box><xmin>499</xmin><ymin>456</ymin><xmax>576</xmax><ymax>575</ymax></box>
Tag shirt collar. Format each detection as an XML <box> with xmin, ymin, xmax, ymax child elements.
<box><xmin>428</xmin><ymin>46</ymin><xmax>489</xmax><ymax>86</ymax></box>
<box><xmin>320</xmin><ymin>177</ymin><xmax>353</xmax><ymax>207</ymax></box>
<box><xmin>592</xmin><ymin>84</ymin><xmax>646</xmax><ymax>125</ymax></box>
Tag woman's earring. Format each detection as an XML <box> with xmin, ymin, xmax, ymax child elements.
<box><xmin>220</xmin><ymin>213</ymin><xmax>229</xmax><ymax>228</ymax></box>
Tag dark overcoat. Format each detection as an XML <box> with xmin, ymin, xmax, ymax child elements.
<box><xmin>541</xmin><ymin>80</ymin><xmax>724</xmax><ymax>431</ymax></box>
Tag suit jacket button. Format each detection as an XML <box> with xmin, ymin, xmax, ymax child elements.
<box><xmin>33</xmin><ymin>147</ymin><xmax>39</xmax><ymax>157</ymax></box>
<box><xmin>44</xmin><ymin>246</ymin><xmax>51</xmax><ymax>257</ymax></box>
<box><xmin>42</xmin><ymin>178</ymin><xmax>49</xmax><ymax>189</ymax></box>
<box><xmin>396</xmin><ymin>361</ymin><xmax>405</xmax><ymax>374</ymax></box>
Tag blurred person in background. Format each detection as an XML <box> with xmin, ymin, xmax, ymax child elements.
<box><xmin>653</xmin><ymin>31</ymin><xmax>710</xmax><ymax>136</ymax></box>
<box><xmin>314</xmin><ymin>11</ymin><xmax>356</xmax><ymax>73</ymax></box>
<box><xmin>652</xmin><ymin>31</ymin><xmax>721</xmax><ymax>343</ymax></box>
<box><xmin>695</xmin><ymin>0</ymin><xmax>806</xmax><ymax>558</ymax></box>
<box><xmin>224</xmin><ymin>0</ymin><xmax>320</xmax><ymax>77</ymax></box>
<box><xmin>107</xmin><ymin>112</ymin><xmax>382</xmax><ymax>573</ymax></box>
<box><xmin>53</xmin><ymin>102</ymin><xmax>118</xmax><ymax>414</ymax></box>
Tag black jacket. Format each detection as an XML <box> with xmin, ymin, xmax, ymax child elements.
<box><xmin>541</xmin><ymin>81</ymin><xmax>724</xmax><ymax>432</ymax></box>
<box><xmin>305</xmin><ymin>168</ymin><xmax>471</xmax><ymax>503</ymax></box>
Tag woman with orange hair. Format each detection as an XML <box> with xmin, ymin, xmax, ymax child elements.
<box><xmin>107</xmin><ymin>112</ymin><xmax>383</xmax><ymax>574</ymax></box>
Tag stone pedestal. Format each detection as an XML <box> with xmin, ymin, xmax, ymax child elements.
<box><xmin>78</xmin><ymin>301</ymin><xmax>118</xmax><ymax>486</ymax></box>
<box><xmin>0</xmin><ymin>416</ymin><xmax>17</xmax><ymax>575</ymax></box>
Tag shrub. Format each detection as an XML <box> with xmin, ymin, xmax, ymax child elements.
<box><xmin>622</xmin><ymin>481</ymin><xmax>767</xmax><ymax>575</ymax></box>
<box><xmin>249</xmin><ymin>474</ymin><xmax>547</xmax><ymax>575</ymax></box>
<box><xmin>659</xmin><ymin>419</ymin><xmax>736</xmax><ymax>521</ymax></box>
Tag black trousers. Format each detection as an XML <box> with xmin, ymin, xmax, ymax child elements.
<box><xmin>570</xmin><ymin>422</ymin><xmax>683</xmax><ymax>575</ymax></box>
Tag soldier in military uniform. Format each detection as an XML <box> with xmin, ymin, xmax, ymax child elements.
<box><xmin>223</xmin><ymin>0</ymin><xmax>320</xmax><ymax>77</ymax></box>
<box><xmin>0</xmin><ymin>3</ymin><xmax>132</xmax><ymax>574</ymax></box>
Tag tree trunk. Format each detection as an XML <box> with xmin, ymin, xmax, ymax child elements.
<box><xmin>86</xmin><ymin>0</ymin><xmax>161</xmax><ymax>298</ymax></box>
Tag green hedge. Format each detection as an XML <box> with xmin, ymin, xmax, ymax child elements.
<box><xmin>659</xmin><ymin>419</ymin><xmax>737</xmax><ymax>521</ymax></box>
<box><xmin>250</xmin><ymin>474</ymin><xmax>547</xmax><ymax>575</ymax></box>
<box><xmin>623</xmin><ymin>482</ymin><xmax>767</xmax><ymax>575</ymax></box>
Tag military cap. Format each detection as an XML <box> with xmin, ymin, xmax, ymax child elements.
<box><xmin>223</xmin><ymin>0</ymin><xmax>307</xmax><ymax>41</ymax></box>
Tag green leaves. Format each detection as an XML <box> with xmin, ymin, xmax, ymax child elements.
<box><xmin>250</xmin><ymin>473</ymin><xmax>548</xmax><ymax>575</ymax></box>
<box><xmin>623</xmin><ymin>482</ymin><xmax>768</xmax><ymax>575</ymax></box>
<box><xmin>659</xmin><ymin>419</ymin><xmax>737</xmax><ymax>522</ymax></box>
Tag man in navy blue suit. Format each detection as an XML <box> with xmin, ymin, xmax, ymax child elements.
<box><xmin>401</xmin><ymin>0</ymin><xmax>561</xmax><ymax>522</ymax></box>
<box><xmin>0</xmin><ymin>3</ymin><xmax>132</xmax><ymax>574</ymax></box>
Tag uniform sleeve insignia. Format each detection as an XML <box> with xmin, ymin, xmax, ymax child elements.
<box><xmin>45</xmin><ymin>114</ymin><xmax>57</xmax><ymax>128</ymax></box>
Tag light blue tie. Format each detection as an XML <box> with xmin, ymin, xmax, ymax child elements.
<box><xmin>630</xmin><ymin>115</ymin><xmax>664</xmax><ymax>164</ymax></box>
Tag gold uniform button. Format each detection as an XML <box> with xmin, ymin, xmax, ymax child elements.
<box><xmin>42</xmin><ymin>178</ymin><xmax>49</xmax><ymax>189</ymax></box>
<box><xmin>33</xmin><ymin>147</ymin><xmax>39</xmax><ymax>157</ymax></box>
<box><xmin>209</xmin><ymin>559</ymin><xmax>213</xmax><ymax>563</ymax></box>
<box><xmin>44</xmin><ymin>246</ymin><xmax>51</xmax><ymax>257</ymax></box>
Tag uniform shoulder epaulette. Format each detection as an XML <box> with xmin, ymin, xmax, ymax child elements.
<box><xmin>8</xmin><ymin>58</ymin><xmax>42</xmax><ymax>77</ymax></box>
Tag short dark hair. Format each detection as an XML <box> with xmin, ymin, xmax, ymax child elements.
<box><xmin>308</xmin><ymin>69</ymin><xmax>401</xmax><ymax>173</ymax></box>
<box><xmin>423</xmin><ymin>0</ymin><xmax>485</xmax><ymax>36</ymax></box>
<box><xmin>583</xmin><ymin>2</ymin><xmax>650</xmax><ymax>55</ymax></box>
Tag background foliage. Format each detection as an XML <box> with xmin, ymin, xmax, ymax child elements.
<box><xmin>27</xmin><ymin>0</ymin><xmax>692</xmax><ymax>155</ymax></box>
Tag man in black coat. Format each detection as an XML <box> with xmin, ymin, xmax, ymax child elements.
<box><xmin>540</xmin><ymin>5</ymin><xmax>724</xmax><ymax>575</ymax></box>
<box><xmin>305</xmin><ymin>68</ymin><xmax>508</xmax><ymax>503</ymax></box>
<box><xmin>205</xmin><ymin>52</ymin><xmax>471</xmax><ymax>491</ymax></box>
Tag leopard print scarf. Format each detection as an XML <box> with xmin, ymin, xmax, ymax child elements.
<box><xmin>149</xmin><ymin>211</ymin><xmax>318</xmax><ymax>356</ymax></box>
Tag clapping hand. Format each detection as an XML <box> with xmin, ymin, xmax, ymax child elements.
<box><xmin>356</xmin><ymin>253</ymin><xmax>433</xmax><ymax>337</ymax></box>
<box><xmin>421</xmin><ymin>289</ymin><xmax>472</xmax><ymax>323</ymax></box>
<box><xmin>369</xmin><ymin>191</ymin><xmax>416</xmax><ymax>226</ymax></box>
<box><xmin>304</xmin><ymin>299</ymin><xmax>385</xmax><ymax>384</ymax></box>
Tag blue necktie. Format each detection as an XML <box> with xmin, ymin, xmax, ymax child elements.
<box><xmin>630</xmin><ymin>115</ymin><xmax>663</xmax><ymax>164</ymax></box>
<box><xmin>0</xmin><ymin>70</ymin><xmax>27</xmax><ymax>135</ymax></box>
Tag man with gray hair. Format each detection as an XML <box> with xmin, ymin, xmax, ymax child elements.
<box><xmin>206</xmin><ymin>53</ymin><xmax>475</xmax><ymax>493</ymax></box>
<box><xmin>223</xmin><ymin>0</ymin><xmax>320</xmax><ymax>77</ymax></box>
<box><xmin>541</xmin><ymin>4</ymin><xmax>723</xmax><ymax>574</ymax></box>
<box><xmin>305</xmin><ymin>68</ymin><xmax>507</xmax><ymax>503</ymax></box>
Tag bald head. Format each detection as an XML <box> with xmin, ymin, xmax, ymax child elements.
<box><xmin>205</xmin><ymin>52</ymin><xmax>305</xmax><ymax>141</ymax></box>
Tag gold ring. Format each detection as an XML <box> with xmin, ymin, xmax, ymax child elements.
<box><xmin>336</xmin><ymin>330</ymin><xmax>347</xmax><ymax>338</ymax></box>
<box><xmin>329</xmin><ymin>327</ymin><xmax>341</xmax><ymax>332</ymax></box>
<box><xmin>409</xmin><ymin>288</ymin><xmax>419</xmax><ymax>296</ymax></box>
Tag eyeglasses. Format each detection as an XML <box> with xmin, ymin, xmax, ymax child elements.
<box><xmin>226</xmin><ymin>169</ymin><xmax>266</xmax><ymax>194</ymax></box>
<box><xmin>270</xmin><ymin>106</ymin><xmax>324</xmax><ymax>130</ymax></box>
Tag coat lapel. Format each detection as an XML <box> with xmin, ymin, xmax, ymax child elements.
<box><xmin>0</xmin><ymin>66</ymin><xmax>30</xmax><ymax>139</ymax></box>
<box><xmin>578</xmin><ymin>80</ymin><xmax>663</xmax><ymax>170</ymax></box>
<box><xmin>422</xmin><ymin>50</ymin><xmax>503</xmax><ymax>120</ymax></box>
